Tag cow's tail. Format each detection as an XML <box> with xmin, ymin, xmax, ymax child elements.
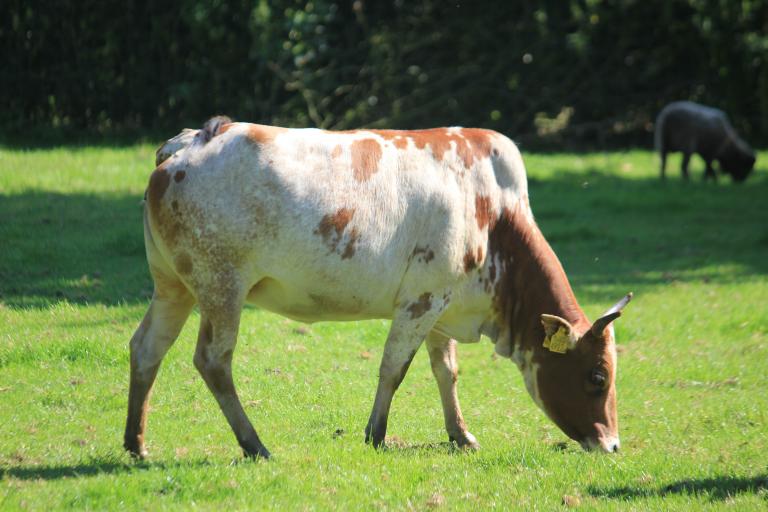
<box><xmin>193</xmin><ymin>115</ymin><xmax>233</xmax><ymax>146</ymax></box>
<box><xmin>155</xmin><ymin>115</ymin><xmax>233</xmax><ymax>166</ymax></box>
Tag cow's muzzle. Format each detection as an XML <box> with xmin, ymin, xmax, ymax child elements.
<box><xmin>580</xmin><ymin>436</ymin><xmax>620</xmax><ymax>453</ymax></box>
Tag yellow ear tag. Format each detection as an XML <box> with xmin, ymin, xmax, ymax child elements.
<box><xmin>544</xmin><ymin>329</ymin><xmax>570</xmax><ymax>354</ymax></box>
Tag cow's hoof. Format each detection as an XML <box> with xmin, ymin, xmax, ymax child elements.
<box><xmin>364</xmin><ymin>422</ymin><xmax>386</xmax><ymax>448</ymax></box>
<box><xmin>364</xmin><ymin>435</ymin><xmax>386</xmax><ymax>449</ymax></box>
<box><xmin>243</xmin><ymin>444</ymin><xmax>271</xmax><ymax>460</ymax></box>
<box><xmin>460</xmin><ymin>441</ymin><xmax>481</xmax><ymax>451</ymax></box>
<box><xmin>124</xmin><ymin>443</ymin><xmax>148</xmax><ymax>460</ymax></box>
<box><xmin>450</xmin><ymin>432</ymin><xmax>480</xmax><ymax>451</ymax></box>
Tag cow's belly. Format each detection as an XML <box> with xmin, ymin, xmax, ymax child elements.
<box><xmin>245</xmin><ymin>275</ymin><xmax>396</xmax><ymax>323</ymax></box>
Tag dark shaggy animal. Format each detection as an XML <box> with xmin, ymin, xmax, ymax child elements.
<box><xmin>655</xmin><ymin>101</ymin><xmax>755</xmax><ymax>182</ymax></box>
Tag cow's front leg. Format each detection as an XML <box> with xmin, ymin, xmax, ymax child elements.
<box><xmin>365</xmin><ymin>292</ymin><xmax>448</xmax><ymax>448</ymax></box>
<box><xmin>425</xmin><ymin>332</ymin><xmax>479</xmax><ymax>450</ymax></box>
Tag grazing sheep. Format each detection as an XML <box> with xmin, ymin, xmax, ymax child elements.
<box><xmin>655</xmin><ymin>101</ymin><xmax>755</xmax><ymax>182</ymax></box>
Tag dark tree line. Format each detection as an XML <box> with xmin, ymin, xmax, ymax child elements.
<box><xmin>2</xmin><ymin>0</ymin><xmax>767</xmax><ymax>148</ymax></box>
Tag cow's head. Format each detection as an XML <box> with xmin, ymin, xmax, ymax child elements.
<box><xmin>719</xmin><ymin>139</ymin><xmax>756</xmax><ymax>183</ymax></box>
<box><xmin>534</xmin><ymin>293</ymin><xmax>631</xmax><ymax>453</ymax></box>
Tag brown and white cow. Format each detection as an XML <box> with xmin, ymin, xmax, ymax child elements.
<box><xmin>124</xmin><ymin>117</ymin><xmax>631</xmax><ymax>459</ymax></box>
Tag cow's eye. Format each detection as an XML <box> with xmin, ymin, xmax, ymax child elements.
<box><xmin>589</xmin><ymin>368</ymin><xmax>607</xmax><ymax>388</ymax></box>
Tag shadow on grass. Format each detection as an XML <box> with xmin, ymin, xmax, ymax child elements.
<box><xmin>381</xmin><ymin>438</ymin><xmax>466</xmax><ymax>456</ymax></box>
<box><xmin>0</xmin><ymin>191</ymin><xmax>151</xmax><ymax>309</ymax></box>
<box><xmin>1</xmin><ymin>166</ymin><xmax>767</xmax><ymax>309</ymax></box>
<box><xmin>588</xmin><ymin>473</ymin><xmax>768</xmax><ymax>502</ymax></box>
<box><xmin>0</xmin><ymin>457</ymin><xmax>213</xmax><ymax>481</ymax></box>
<box><xmin>528</xmin><ymin>167</ymin><xmax>768</xmax><ymax>303</ymax></box>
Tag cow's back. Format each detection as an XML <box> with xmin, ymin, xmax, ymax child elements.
<box><xmin>655</xmin><ymin>101</ymin><xmax>729</xmax><ymax>157</ymax></box>
<box><xmin>146</xmin><ymin>123</ymin><xmax>529</xmax><ymax>328</ymax></box>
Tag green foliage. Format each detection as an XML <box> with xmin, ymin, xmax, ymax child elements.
<box><xmin>3</xmin><ymin>1</ymin><xmax>768</xmax><ymax>147</ymax></box>
<box><xmin>1</xmin><ymin>146</ymin><xmax>767</xmax><ymax>508</ymax></box>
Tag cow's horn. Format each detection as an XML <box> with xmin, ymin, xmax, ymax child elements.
<box><xmin>591</xmin><ymin>292</ymin><xmax>632</xmax><ymax>336</ymax></box>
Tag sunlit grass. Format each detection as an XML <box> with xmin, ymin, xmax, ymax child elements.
<box><xmin>1</xmin><ymin>145</ymin><xmax>767</xmax><ymax>509</ymax></box>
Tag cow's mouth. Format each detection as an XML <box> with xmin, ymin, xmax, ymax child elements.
<box><xmin>579</xmin><ymin>436</ymin><xmax>620</xmax><ymax>453</ymax></box>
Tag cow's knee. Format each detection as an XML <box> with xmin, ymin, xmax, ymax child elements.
<box><xmin>193</xmin><ymin>349</ymin><xmax>207</xmax><ymax>376</ymax></box>
<box><xmin>194</xmin><ymin>349</ymin><xmax>235</xmax><ymax>394</ymax></box>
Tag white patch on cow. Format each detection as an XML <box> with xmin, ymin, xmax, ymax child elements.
<box><xmin>155</xmin><ymin>128</ymin><xmax>197</xmax><ymax>165</ymax></box>
<box><xmin>148</xmin><ymin>122</ymin><xmax>530</xmax><ymax>331</ymax></box>
<box><xmin>601</xmin><ymin>435</ymin><xmax>620</xmax><ymax>452</ymax></box>
<box><xmin>511</xmin><ymin>346</ymin><xmax>543</xmax><ymax>410</ymax></box>
<box><xmin>583</xmin><ymin>435</ymin><xmax>621</xmax><ymax>453</ymax></box>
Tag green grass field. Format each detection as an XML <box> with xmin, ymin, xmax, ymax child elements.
<box><xmin>1</xmin><ymin>145</ymin><xmax>767</xmax><ymax>510</ymax></box>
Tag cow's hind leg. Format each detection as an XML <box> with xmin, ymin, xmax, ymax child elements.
<box><xmin>681</xmin><ymin>152</ymin><xmax>692</xmax><ymax>181</ymax></box>
<box><xmin>426</xmin><ymin>332</ymin><xmax>479</xmax><ymax>450</ymax></box>
<box><xmin>659</xmin><ymin>150</ymin><xmax>667</xmax><ymax>180</ymax></box>
<box><xmin>194</xmin><ymin>288</ymin><xmax>270</xmax><ymax>459</ymax></box>
<box><xmin>125</xmin><ymin>279</ymin><xmax>195</xmax><ymax>458</ymax></box>
<box><xmin>365</xmin><ymin>292</ymin><xmax>450</xmax><ymax>448</ymax></box>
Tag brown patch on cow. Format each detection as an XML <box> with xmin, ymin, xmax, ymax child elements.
<box><xmin>174</xmin><ymin>252</ymin><xmax>193</xmax><ymax>275</ymax></box>
<box><xmin>373</xmin><ymin>128</ymin><xmax>495</xmax><ymax>169</ymax></box>
<box><xmin>488</xmin><ymin>204</ymin><xmax>589</xmax><ymax>353</ymax></box>
<box><xmin>341</xmin><ymin>228</ymin><xmax>360</xmax><ymax>259</ymax></box>
<box><xmin>174</xmin><ymin>170</ymin><xmax>186</xmax><ymax>183</ymax></box>
<box><xmin>331</xmin><ymin>145</ymin><xmax>342</xmax><ymax>158</ymax></box>
<box><xmin>316</xmin><ymin>208</ymin><xmax>354</xmax><ymax>242</ymax></box>
<box><xmin>146</xmin><ymin>166</ymin><xmax>171</xmax><ymax>215</ymax></box>
<box><xmin>461</xmin><ymin>128</ymin><xmax>494</xmax><ymax>161</ymax></box>
<box><xmin>463</xmin><ymin>251</ymin><xmax>478</xmax><ymax>272</ymax></box>
<box><xmin>217</xmin><ymin>123</ymin><xmax>233</xmax><ymax>135</ymax></box>
<box><xmin>453</xmin><ymin>138</ymin><xmax>475</xmax><ymax>168</ymax></box>
<box><xmin>350</xmin><ymin>138</ymin><xmax>382</xmax><ymax>181</ymax></box>
<box><xmin>412</xmin><ymin>245</ymin><xmax>435</xmax><ymax>263</ymax></box>
<box><xmin>315</xmin><ymin>208</ymin><xmax>360</xmax><ymax>259</ymax></box>
<box><xmin>246</xmin><ymin>124</ymin><xmax>286</xmax><ymax>145</ymax></box>
<box><xmin>406</xmin><ymin>292</ymin><xmax>433</xmax><ymax>319</ymax></box>
<box><xmin>476</xmin><ymin>245</ymin><xmax>484</xmax><ymax>266</ymax></box>
<box><xmin>475</xmin><ymin>194</ymin><xmax>496</xmax><ymax>231</ymax></box>
<box><xmin>391</xmin><ymin>136</ymin><xmax>409</xmax><ymax>150</ymax></box>
<box><xmin>428</xmin><ymin>133</ymin><xmax>453</xmax><ymax>161</ymax></box>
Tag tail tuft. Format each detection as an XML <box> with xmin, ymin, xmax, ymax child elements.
<box><xmin>197</xmin><ymin>115</ymin><xmax>233</xmax><ymax>145</ymax></box>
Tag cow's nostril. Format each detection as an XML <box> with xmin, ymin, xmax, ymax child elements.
<box><xmin>598</xmin><ymin>436</ymin><xmax>620</xmax><ymax>453</ymax></box>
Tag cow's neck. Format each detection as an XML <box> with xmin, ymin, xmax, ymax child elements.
<box><xmin>489</xmin><ymin>204</ymin><xmax>588</xmax><ymax>359</ymax></box>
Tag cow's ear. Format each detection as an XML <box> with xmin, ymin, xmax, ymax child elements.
<box><xmin>591</xmin><ymin>292</ymin><xmax>632</xmax><ymax>337</ymax></box>
<box><xmin>541</xmin><ymin>314</ymin><xmax>578</xmax><ymax>353</ymax></box>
